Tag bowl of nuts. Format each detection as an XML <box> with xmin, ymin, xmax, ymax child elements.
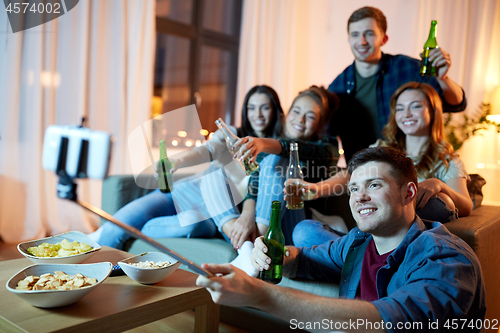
<box><xmin>17</xmin><ymin>231</ymin><xmax>101</xmax><ymax>264</ymax></box>
<box><xmin>118</xmin><ymin>252</ymin><xmax>180</xmax><ymax>285</ymax></box>
<box><xmin>6</xmin><ymin>262</ymin><xmax>112</xmax><ymax>308</ymax></box>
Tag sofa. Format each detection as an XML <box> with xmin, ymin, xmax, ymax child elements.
<box><xmin>101</xmin><ymin>174</ymin><xmax>500</xmax><ymax>332</ymax></box>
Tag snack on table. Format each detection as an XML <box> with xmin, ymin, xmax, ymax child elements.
<box><xmin>129</xmin><ymin>260</ymin><xmax>172</xmax><ymax>269</ymax></box>
<box><xmin>15</xmin><ymin>271</ymin><xmax>98</xmax><ymax>291</ymax></box>
<box><xmin>27</xmin><ymin>239</ymin><xmax>93</xmax><ymax>257</ymax></box>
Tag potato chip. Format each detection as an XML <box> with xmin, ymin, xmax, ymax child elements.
<box><xmin>15</xmin><ymin>271</ymin><xmax>98</xmax><ymax>291</ymax></box>
<box><xmin>27</xmin><ymin>239</ymin><xmax>93</xmax><ymax>258</ymax></box>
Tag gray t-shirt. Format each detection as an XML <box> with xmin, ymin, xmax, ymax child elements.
<box><xmin>412</xmin><ymin>155</ymin><xmax>470</xmax><ymax>184</ymax></box>
<box><xmin>354</xmin><ymin>69</ymin><xmax>380</xmax><ymax>138</ymax></box>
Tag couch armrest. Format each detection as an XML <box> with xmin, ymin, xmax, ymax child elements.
<box><xmin>445</xmin><ymin>205</ymin><xmax>500</xmax><ymax>323</ymax></box>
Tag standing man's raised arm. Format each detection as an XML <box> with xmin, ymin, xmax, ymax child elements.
<box><xmin>429</xmin><ymin>48</ymin><xmax>466</xmax><ymax>107</ymax></box>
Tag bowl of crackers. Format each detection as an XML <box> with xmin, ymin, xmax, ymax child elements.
<box><xmin>118</xmin><ymin>252</ymin><xmax>180</xmax><ymax>285</ymax></box>
<box><xmin>17</xmin><ymin>231</ymin><xmax>101</xmax><ymax>264</ymax></box>
<box><xmin>6</xmin><ymin>262</ymin><xmax>112</xmax><ymax>308</ymax></box>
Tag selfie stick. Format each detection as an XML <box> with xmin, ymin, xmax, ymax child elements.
<box><xmin>54</xmin><ymin>137</ymin><xmax>212</xmax><ymax>277</ymax></box>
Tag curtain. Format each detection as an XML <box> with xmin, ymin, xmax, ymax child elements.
<box><xmin>0</xmin><ymin>0</ymin><xmax>155</xmax><ymax>244</ymax></box>
<box><xmin>235</xmin><ymin>0</ymin><xmax>299</xmax><ymax>121</ymax></box>
<box><xmin>236</xmin><ymin>0</ymin><xmax>500</xmax><ymax>205</ymax></box>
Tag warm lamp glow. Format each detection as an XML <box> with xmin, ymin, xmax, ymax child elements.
<box><xmin>487</xmin><ymin>86</ymin><xmax>500</xmax><ymax>124</ymax></box>
<box><xmin>151</xmin><ymin>96</ymin><xmax>163</xmax><ymax>118</ymax></box>
<box><xmin>195</xmin><ymin>140</ymin><xmax>202</xmax><ymax>147</ymax></box>
<box><xmin>487</xmin><ymin>115</ymin><xmax>500</xmax><ymax>123</ymax></box>
<box><xmin>172</xmin><ymin>140</ymin><xmax>179</xmax><ymax>146</ymax></box>
<box><xmin>40</xmin><ymin>71</ymin><xmax>61</xmax><ymax>88</ymax></box>
<box><xmin>185</xmin><ymin>140</ymin><xmax>193</xmax><ymax>147</ymax></box>
<box><xmin>200</xmin><ymin>129</ymin><xmax>209</xmax><ymax>136</ymax></box>
<box><xmin>177</xmin><ymin>131</ymin><xmax>187</xmax><ymax>137</ymax></box>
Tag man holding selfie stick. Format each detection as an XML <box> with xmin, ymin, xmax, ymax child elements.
<box><xmin>42</xmin><ymin>123</ymin><xmax>213</xmax><ymax>277</ymax></box>
<box><xmin>196</xmin><ymin>147</ymin><xmax>485</xmax><ymax>332</ymax></box>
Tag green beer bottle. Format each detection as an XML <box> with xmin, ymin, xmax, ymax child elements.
<box><xmin>215</xmin><ymin>118</ymin><xmax>259</xmax><ymax>175</ymax></box>
<box><xmin>420</xmin><ymin>20</ymin><xmax>438</xmax><ymax>76</ymax></box>
<box><xmin>158</xmin><ymin>140</ymin><xmax>173</xmax><ymax>193</ymax></box>
<box><xmin>260</xmin><ymin>201</ymin><xmax>284</xmax><ymax>284</ymax></box>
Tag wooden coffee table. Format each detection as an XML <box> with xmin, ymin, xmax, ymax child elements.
<box><xmin>0</xmin><ymin>246</ymin><xmax>219</xmax><ymax>333</ymax></box>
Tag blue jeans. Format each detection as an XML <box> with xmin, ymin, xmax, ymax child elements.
<box><xmin>416</xmin><ymin>196</ymin><xmax>459</xmax><ymax>223</ymax></box>
<box><xmin>292</xmin><ymin>219</ymin><xmax>344</xmax><ymax>248</ymax></box>
<box><xmin>200</xmin><ymin>154</ymin><xmax>305</xmax><ymax>245</ymax></box>
<box><xmin>98</xmin><ymin>185</ymin><xmax>218</xmax><ymax>250</ymax></box>
<box><xmin>200</xmin><ymin>164</ymin><xmax>246</xmax><ymax>232</ymax></box>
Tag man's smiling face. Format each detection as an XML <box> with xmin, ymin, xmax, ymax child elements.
<box><xmin>348</xmin><ymin>161</ymin><xmax>408</xmax><ymax>236</ymax></box>
<box><xmin>348</xmin><ymin>17</ymin><xmax>388</xmax><ymax>64</ymax></box>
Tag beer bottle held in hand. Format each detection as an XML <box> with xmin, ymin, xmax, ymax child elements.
<box><xmin>286</xmin><ymin>142</ymin><xmax>304</xmax><ymax>210</ymax></box>
<box><xmin>215</xmin><ymin>118</ymin><xmax>259</xmax><ymax>175</ymax></box>
<box><xmin>158</xmin><ymin>140</ymin><xmax>173</xmax><ymax>193</ymax></box>
<box><xmin>260</xmin><ymin>200</ymin><xmax>284</xmax><ymax>284</ymax></box>
<box><xmin>420</xmin><ymin>20</ymin><xmax>438</xmax><ymax>76</ymax></box>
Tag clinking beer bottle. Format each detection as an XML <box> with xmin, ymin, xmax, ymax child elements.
<box><xmin>260</xmin><ymin>201</ymin><xmax>284</xmax><ymax>284</ymax></box>
<box><xmin>158</xmin><ymin>140</ymin><xmax>173</xmax><ymax>193</ymax></box>
<box><xmin>286</xmin><ymin>142</ymin><xmax>304</xmax><ymax>210</ymax></box>
<box><xmin>420</xmin><ymin>20</ymin><xmax>438</xmax><ymax>76</ymax></box>
<box><xmin>215</xmin><ymin>118</ymin><xmax>259</xmax><ymax>175</ymax></box>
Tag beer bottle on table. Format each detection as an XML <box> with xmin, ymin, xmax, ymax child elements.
<box><xmin>420</xmin><ymin>20</ymin><xmax>438</xmax><ymax>76</ymax></box>
<box><xmin>215</xmin><ymin>118</ymin><xmax>259</xmax><ymax>175</ymax></box>
<box><xmin>260</xmin><ymin>200</ymin><xmax>284</xmax><ymax>284</ymax></box>
<box><xmin>158</xmin><ymin>140</ymin><xmax>173</xmax><ymax>193</ymax></box>
<box><xmin>286</xmin><ymin>142</ymin><xmax>304</xmax><ymax>210</ymax></box>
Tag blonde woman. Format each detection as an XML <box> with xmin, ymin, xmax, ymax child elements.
<box><xmin>291</xmin><ymin>82</ymin><xmax>472</xmax><ymax>247</ymax></box>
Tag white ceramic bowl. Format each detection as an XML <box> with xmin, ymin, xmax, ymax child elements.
<box><xmin>6</xmin><ymin>262</ymin><xmax>112</xmax><ymax>308</ymax></box>
<box><xmin>118</xmin><ymin>252</ymin><xmax>180</xmax><ymax>285</ymax></box>
<box><xmin>17</xmin><ymin>231</ymin><xmax>101</xmax><ymax>264</ymax></box>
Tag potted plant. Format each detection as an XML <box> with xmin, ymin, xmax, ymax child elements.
<box><xmin>445</xmin><ymin>102</ymin><xmax>500</xmax><ymax>151</ymax></box>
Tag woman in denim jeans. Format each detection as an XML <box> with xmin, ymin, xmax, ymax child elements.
<box><xmin>92</xmin><ymin>85</ymin><xmax>284</xmax><ymax>250</ymax></box>
<box><xmin>292</xmin><ymin>82</ymin><xmax>473</xmax><ymax>247</ymax></box>
<box><xmin>202</xmin><ymin>86</ymin><xmax>345</xmax><ymax>275</ymax></box>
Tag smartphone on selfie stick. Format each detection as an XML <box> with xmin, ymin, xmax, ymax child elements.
<box><xmin>42</xmin><ymin>119</ymin><xmax>212</xmax><ymax>277</ymax></box>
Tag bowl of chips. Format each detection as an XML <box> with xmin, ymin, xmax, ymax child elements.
<box><xmin>17</xmin><ymin>231</ymin><xmax>101</xmax><ymax>264</ymax></box>
<box><xmin>118</xmin><ymin>252</ymin><xmax>180</xmax><ymax>285</ymax></box>
<box><xmin>6</xmin><ymin>262</ymin><xmax>112</xmax><ymax>308</ymax></box>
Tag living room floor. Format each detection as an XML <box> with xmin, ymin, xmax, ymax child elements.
<box><xmin>0</xmin><ymin>240</ymin><xmax>248</xmax><ymax>333</ymax></box>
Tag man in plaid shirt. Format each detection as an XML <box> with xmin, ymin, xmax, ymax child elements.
<box><xmin>328</xmin><ymin>6</ymin><xmax>466</xmax><ymax>160</ymax></box>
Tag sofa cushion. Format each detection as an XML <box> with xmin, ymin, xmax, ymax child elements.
<box><xmin>127</xmin><ymin>238</ymin><xmax>237</xmax><ymax>265</ymax></box>
<box><xmin>444</xmin><ymin>205</ymin><xmax>500</xmax><ymax>324</ymax></box>
<box><xmin>127</xmin><ymin>237</ymin><xmax>340</xmax><ymax>298</ymax></box>
<box><xmin>467</xmin><ymin>174</ymin><xmax>487</xmax><ymax>209</ymax></box>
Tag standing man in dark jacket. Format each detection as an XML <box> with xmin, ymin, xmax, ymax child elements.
<box><xmin>328</xmin><ymin>6</ymin><xmax>466</xmax><ymax>160</ymax></box>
